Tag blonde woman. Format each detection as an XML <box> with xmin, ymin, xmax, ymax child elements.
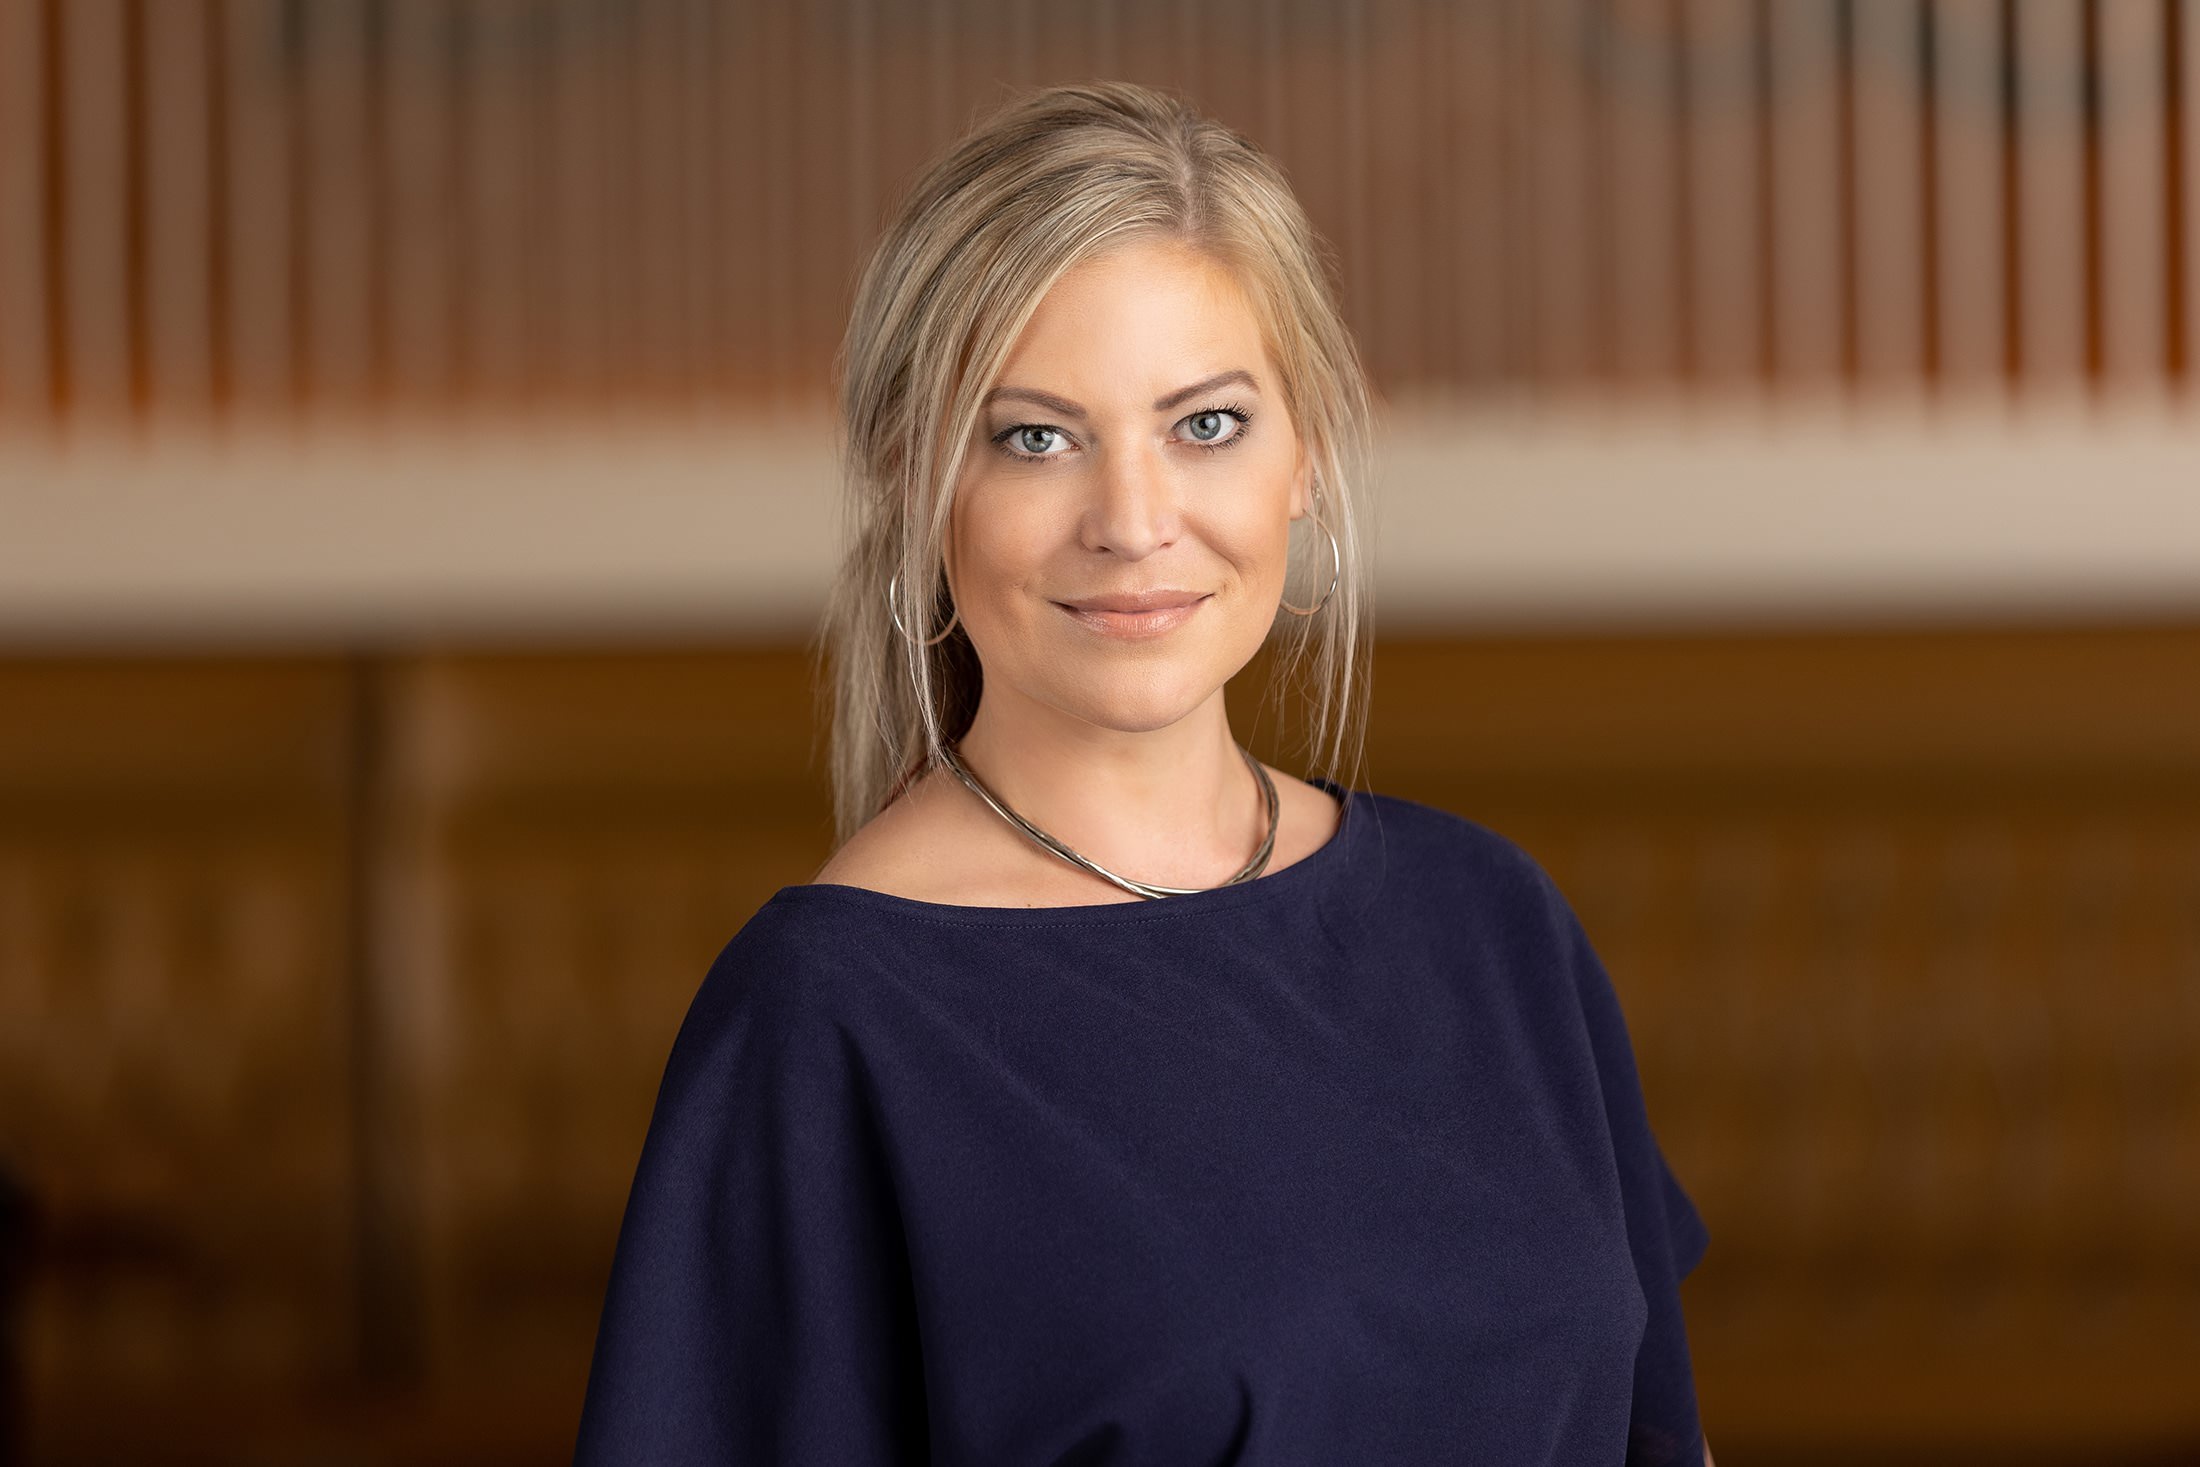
<box><xmin>575</xmin><ymin>81</ymin><xmax>1713</xmax><ymax>1467</ymax></box>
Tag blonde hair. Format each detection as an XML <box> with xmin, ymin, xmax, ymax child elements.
<box><xmin>817</xmin><ymin>80</ymin><xmax>1376</xmax><ymax>845</ymax></box>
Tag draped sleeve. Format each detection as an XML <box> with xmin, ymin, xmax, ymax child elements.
<box><xmin>572</xmin><ymin>922</ymin><xmax>928</xmax><ymax>1464</ymax></box>
<box><xmin>1535</xmin><ymin>864</ymin><xmax>1713</xmax><ymax>1467</ymax></box>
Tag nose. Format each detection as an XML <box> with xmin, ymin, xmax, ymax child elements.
<box><xmin>1081</xmin><ymin>440</ymin><xmax>1181</xmax><ymax>560</ymax></box>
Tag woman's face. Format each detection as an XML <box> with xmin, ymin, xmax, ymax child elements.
<box><xmin>946</xmin><ymin>238</ymin><xmax>1311</xmax><ymax>736</ymax></box>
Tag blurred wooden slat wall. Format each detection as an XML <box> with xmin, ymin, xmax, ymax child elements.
<box><xmin>4</xmin><ymin>632</ymin><xmax>2200</xmax><ymax>1464</ymax></box>
<box><xmin>7</xmin><ymin>0</ymin><xmax>2200</xmax><ymax>430</ymax></box>
<box><xmin>0</xmin><ymin>664</ymin><xmax>364</xmax><ymax>1450</ymax></box>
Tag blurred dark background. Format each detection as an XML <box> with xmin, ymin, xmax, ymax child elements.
<box><xmin>4</xmin><ymin>2</ymin><xmax>2200</xmax><ymax>1464</ymax></box>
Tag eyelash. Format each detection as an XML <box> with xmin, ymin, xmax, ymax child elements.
<box><xmin>989</xmin><ymin>402</ymin><xmax>1256</xmax><ymax>464</ymax></box>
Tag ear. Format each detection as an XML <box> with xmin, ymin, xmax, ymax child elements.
<box><xmin>1290</xmin><ymin>436</ymin><xmax>1312</xmax><ymax>521</ymax></box>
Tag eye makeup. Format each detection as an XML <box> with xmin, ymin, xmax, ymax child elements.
<box><xmin>988</xmin><ymin>403</ymin><xmax>1257</xmax><ymax>464</ymax></box>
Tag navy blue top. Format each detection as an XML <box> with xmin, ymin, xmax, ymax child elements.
<box><xmin>572</xmin><ymin>781</ymin><xmax>1711</xmax><ymax>1465</ymax></box>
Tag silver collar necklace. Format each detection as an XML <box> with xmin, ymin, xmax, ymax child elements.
<box><xmin>934</xmin><ymin>740</ymin><xmax>1280</xmax><ymax>901</ymax></box>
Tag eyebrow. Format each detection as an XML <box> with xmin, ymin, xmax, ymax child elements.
<box><xmin>983</xmin><ymin>369</ymin><xmax>1262</xmax><ymax>420</ymax></box>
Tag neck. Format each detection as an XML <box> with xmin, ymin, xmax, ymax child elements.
<box><xmin>949</xmin><ymin>686</ymin><xmax>1267</xmax><ymax>890</ymax></box>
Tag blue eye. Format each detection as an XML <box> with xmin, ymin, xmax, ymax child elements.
<box><xmin>1181</xmin><ymin>404</ymin><xmax>1254</xmax><ymax>453</ymax></box>
<box><xmin>987</xmin><ymin>402</ymin><xmax>1256</xmax><ymax>464</ymax></box>
<box><xmin>987</xmin><ymin>422</ymin><xmax>1076</xmax><ymax>463</ymax></box>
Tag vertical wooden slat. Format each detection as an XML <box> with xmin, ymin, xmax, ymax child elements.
<box><xmin>58</xmin><ymin>0</ymin><xmax>130</xmax><ymax>424</ymax></box>
<box><xmin>684</xmin><ymin>0</ymin><xmax>720</xmax><ymax>414</ymax></box>
<box><xmin>1502</xmin><ymin>0</ymin><xmax>1543</xmax><ymax>386</ymax></box>
<box><xmin>340</xmin><ymin>652</ymin><xmax>424</xmax><ymax>1385</ymax></box>
<box><xmin>298</xmin><ymin>0</ymin><xmax>374</xmax><ymax>416</ymax></box>
<box><xmin>633</xmin><ymin>0</ymin><xmax>686</xmax><ymax>405</ymax></box>
<box><xmin>362</xmin><ymin>0</ymin><xmax>389</xmax><ymax>410</ymax></box>
<box><xmin>1524</xmin><ymin>0</ymin><xmax>1601</xmax><ymax>391</ymax></box>
<box><xmin>517</xmin><ymin>2</ymin><xmax>556</xmax><ymax>408</ymax></box>
<box><xmin>1257</xmin><ymin>0</ymin><xmax>1290</xmax><ymax>173</ymax></box>
<box><xmin>1421</xmin><ymin>0</ymin><xmax>1458</xmax><ymax>392</ymax></box>
<box><xmin>1197</xmin><ymin>0</ymin><xmax>1266</xmax><ymax>165</ymax></box>
<box><xmin>2181</xmin><ymin>0</ymin><xmax>2200</xmax><ymax>392</ymax></box>
<box><xmin>2168</xmin><ymin>0</ymin><xmax>2190</xmax><ymax>385</ymax></box>
<box><xmin>203</xmin><ymin>0</ymin><xmax>230</xmax><ymax>415</ymax></box>
<box><xmin>459</xmin><ymin>0</ymin><xmax>530</xmax><ymax>411</ymax></box>
<box><xmin>842</xmin><ymin>0</ymin><xmax>877</xmax><ymax>294</ymax></box>
<box><xmin>1003</xmin><ymin>0</ymin><xmax>1037</xmax><ymax>95</ymax></box>
<box><xmin>0</xmin><ymin>0</ymin><xmax>49</xmax><ymax>422</ymax></box>
<box><xmin>546</xmin><ymin>0</ymin><xmax>606</xmax><ymax>407</ymax></box>
<box><xmin>1088</xmin><ymin>0</ymin><xmax>1119</xmax><ymax>80</ymax></box>
<box><xmin>596</xmin><ymin>2</ymin><xmax>638</xmax><ymax>409</ymax></box>
<box><xmin>1684</xmin><ymin>0</ymin><xmax>1761</xmax><ymax>390</ymax></box>
<box><xmin>2097</xmin><ymin>0</ymin><xmax>2166</xmax><ymax>385</ymax></box>
<box><xmin>220</xmin><ymin>0</ymin><xmax>295</xmax><ymax>423</ymax></box>
<box><xmin>1610</xmin><ymin>0</ymin><xmax>1684</xmax><ymax>387</ymax></box>
<box><xmin>1670</xmin><ymin>0</ymin><xmax>1701</xmax><ymax>381</ymax></box>
<box><xmin>142</xmin><ymin>0</ymin><xmax>214</xmax><ymax>421</ymax></box>
<box><xmin>792</xmin><ymin>0</ymin><xmax>852</xmax><ymax>411</ymax></box>
<box><xmin>718</xmin><ymin>0</ymin><xmax>764</xmax><ymax>398</ymax></box>
<box><xmin>711</xmin><ymin>0</ymin><xmax>745</xmax><ymax>399</ymax></box>
<box><xmin>920</xmin><ymin>0</ymin><xmax>951</xmax><ymax>207</ymax></box>
<box><xmin>1276</xmin><ymin>0</ymin><xmax>1351</xmax><ymax>368</ymax></box>
<box><xmin>1451</xmin><ymin>0</ymin><xmax>1512</xmax><ymax>388</ymax></box>
<box><xmin>1851</xmin><ymin>0</ymin><xmax>1925</xmax><ymax>391</ymax></box>
<box><xmin>1365</xmin><ymin>0</ymin><xmax>1428</xmax><ymax>391</ymax></box>
<box><xmin>940</xmin><ymin>0</ymin><xmax>978</xmax><ymax>139</ymax></box>
<box><xmin>761</xmin><ymin>0</ymin><xmax>798</xmax><ymax>406</ymax></box>
<box><xmin>383</xmin><ymin>0</ymin><xmax>456</xmax><ymax>415</ymax></box>
<box><xmin>2015</xmin><ymin>0</ymin><xmax>2087</xmax><ymax>391</ymax></box>
<box><xmin>1407</xmin><ymin>0</ymin><xmax>1451</xmax><ymax>391</ymax></box>
<box><xmin>1585</xmin><ymin>1</ymin><xmax>1619</xmax><ymax>386</ymax></box>
<box><xmin>1768</xmin><ymin>0</ymin><xmax>1844</xmax><ymax>389</ymax></box>
<box><xmin>1934</xmin><ymin>0</ymin><xmax>2005</xmax><ymax>393</ymax></box>
<box><xmin>1168</xmin><ymin>0</ymin><xmax>1204</xmax><ymax>114</ymax></box>
<box><xmin>1338</xmin><ymin>0</ymin><xmax>1375</xmax><ymax>386</ymax></box>
<box><xmin>122</xmin><ymin>0</ymin><xmax>147</xmax><ymax>417</ymax></box>
<box><xmin>867</xmin><ymin>0</ymin><xmax>933</xmax><ymax>263</ymax></box>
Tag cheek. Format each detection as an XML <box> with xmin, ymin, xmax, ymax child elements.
<box><xmin>1214</xmin><ymin>496</ymin><xmax>1294</xmax><ymax>597</ymax></box>
<box><xmin>952</xmin><ymin>494</ymin><xmax>1054</xmax><ymax>627</ymax></box>
<box><xmin>1227</xmin><ymin>437</ymin><xmax>1300</xmax><ymax>576</ymax></box>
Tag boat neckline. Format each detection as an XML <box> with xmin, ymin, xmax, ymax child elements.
<box><xmin>765</xmin><ymin>777</ymin><xmax>1365</xmax><ymax>927</ymax></box>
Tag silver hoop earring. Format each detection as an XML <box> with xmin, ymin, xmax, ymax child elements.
<box><xmin>1280</xmin><ymin>485</ymin><xmax>1340</xmax><ymax>617</ymax></box>
<box><xmin>886</xmin><ymin>568</ymin><xmax>961</xmax><ymax>646</ymax></box>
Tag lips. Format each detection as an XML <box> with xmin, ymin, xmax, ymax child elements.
<box><xmin>1058</xmin><ymin>589</ymin><xmax>1209</xmax><ymax>614</ymax></box>
<box><xmin>1053</xmin><ymin>591</ymin><xmax>1213</xmax><ymax>640</ymax></box>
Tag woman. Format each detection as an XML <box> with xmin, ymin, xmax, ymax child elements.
<box><xmin>573</xmin><ymin>80</ymin><xmax>1713</xmax><ymax>1466</ymax></box>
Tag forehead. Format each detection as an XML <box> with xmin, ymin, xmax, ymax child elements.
<box><xmin>999</xmin><ymin>239</ymin><xmax>1266</xmax><ymax>375</ymax></box>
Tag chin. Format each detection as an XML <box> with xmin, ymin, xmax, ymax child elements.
<box><xmin>1051</xmin><ymin>666</ymin><xmax>1221</xmax><ymax>734</ymax></box>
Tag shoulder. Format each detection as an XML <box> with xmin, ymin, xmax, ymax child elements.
<box><xmin>1349</xmin><ymin>787</ymin><xmax>1590</xmax><ymax>957</ymax></box>
<box><xmin>1358</xmin><ymin>787</ymin><xmax>1558</xmax><ymax>897</ymax></box>
<box><xmin>640</xmin><ymin>896</ymin><xmax>901</xmax><ymax>1131</ymax></box>
<box><xmin>671</xmin><ymin>889</ymin><xmax>886</xmax><ymax>1054</ymax></box>
<box><xmin>803</xmin><ymin>763</ymin><xmax>1000</xmax><ymax>904</ymax></box>
<box><xmin>1354</xmin><ymin>792</ymin><xmax>1633</xmax><ymax>1039</ymax></box>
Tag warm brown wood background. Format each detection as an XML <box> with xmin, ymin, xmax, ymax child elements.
<box><xmin>4</xmin><ymin>625</ymin><xmax>2198</xmax><ymax>1465</ymax></box>
<box><xmin>8</xmin><ymin>0</ymin><xmax>2200</xmax><ymax>428</ymax></box>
